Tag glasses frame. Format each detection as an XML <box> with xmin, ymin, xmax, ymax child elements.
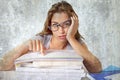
<box><xmin>49</xmin><ymin>19</ymin><xmax>71</xmax><ymax>32</ymax></box>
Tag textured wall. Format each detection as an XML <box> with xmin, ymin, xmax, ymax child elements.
<box><xmin>0</xmin><ymin>0</ymin><xmax>120</xmax><ymax>69</ymax></box>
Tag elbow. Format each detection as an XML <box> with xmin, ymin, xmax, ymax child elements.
<box><xmin>0</xmin><ymin>59</ymin><xmax>15</xmax><ymax>71</ymax></box>
<box><xmin>97</xmin><ymin>65</ymin><xmax>102</xmax><ymax>73</ymax></box>
<box><xmin>84</xmin><ymin>59</ymin><xmax>102</xmax><ymax>73</ymax></box>
<box><xmin>88</xmin><ymin>66</ymin><xmax>102</xmax><ymax>73</ymax></box>
<box><xmin>95</xmin><ymin>60</ymin><xmax>102</xmax><ymax>73</ymax></box>
<box><xmin>89</xmin><ymin>62</ymin><xmax>102</xmax><ymax>73</ymax></box>
<box><xmin>97</xmin><ymin>64</ymin><xmax>102</xmax><ymax>73</ymax></box>
<box><xmin>0</xmin><ymin>64</ymin><xmax>15</xmax><ymax>71</ymax></box>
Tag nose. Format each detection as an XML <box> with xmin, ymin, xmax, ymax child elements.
<box><xmin>58</xmin><ymin>26</ymin><xmax>65</xmax><ymax>34</ymax></box>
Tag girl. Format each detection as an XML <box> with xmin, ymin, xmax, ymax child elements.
<box><xmin>0</xmin><ymin>1</ymin><xmax>102</xmax><ymax>73</ymax></box>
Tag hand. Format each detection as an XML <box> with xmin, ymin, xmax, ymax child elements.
<box><xmin>28</xmin><ymin>39</ymin><xmax>46</xmax><ymax>55</ymax></box>
<box><xmin>66</xmin><ymin>13</ymin><xmax>79</xmax><ymax>40</ymax></box>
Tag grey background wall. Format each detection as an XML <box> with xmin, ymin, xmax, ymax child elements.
<box><xmin>0</xmin><ymin>0</ymin><xmax>120</xmax><ymax>69</ymax></box>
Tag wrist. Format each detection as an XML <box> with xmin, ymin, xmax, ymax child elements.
<box><xmin>67</xmin><ymin>35</ymin><xmax>76</xmax><ymax>42</ymax></box>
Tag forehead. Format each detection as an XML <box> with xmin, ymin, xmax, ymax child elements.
<box><xmin>51</xmin><ymin>12</ymin><xmax>69</xmax><ymax>22</ymax></box>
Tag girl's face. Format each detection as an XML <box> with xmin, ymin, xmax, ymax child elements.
<box><xmin>50</xmin><ymin>12</ymin><xmax>71</xmax><ymax>42</ymax></box>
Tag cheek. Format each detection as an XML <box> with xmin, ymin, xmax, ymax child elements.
<box><xmin>52</xmin><ymin>31</ymin><xmax>58</xmax><ymax>36</ymax></box>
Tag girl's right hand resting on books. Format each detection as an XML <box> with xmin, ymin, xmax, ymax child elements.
<box><xmin>28</xmin><ymin>40</ymin><xmax>46</xmax><ymax>55</ymax></box>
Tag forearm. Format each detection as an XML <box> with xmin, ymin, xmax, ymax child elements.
<box><xmin>0</xmin><ymin>41</ymin><xmax>29</xmax><ymax>71</ymax></box>
<box><xmin>68</xmin><ymin>37</ymin><xmax>102</xmax><ymax>73</ymax></box>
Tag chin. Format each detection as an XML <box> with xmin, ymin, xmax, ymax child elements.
<box><xmin>58</xmin><ymin>38</ymin><xmax>67</xmax><ymax>42</ymax></box>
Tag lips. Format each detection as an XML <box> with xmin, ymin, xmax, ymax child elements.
<box><xmin>58</xmin><ymin>35</ymin><xmax>66</xmax><ymax>39</ymax></box>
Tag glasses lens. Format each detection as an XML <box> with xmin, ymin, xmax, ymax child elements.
<box><xmin>51</xmin><ymin>24</ymin><xmax>58</xmax><ymax>31</ymax></box>
<box><xmin>50</xmin><ymin>19</ymin><xmax>71</xmax><ymax>31</ymax></box>
<box><xmin>62</xmin><ymin>20</ymin><xmax>71</xmax><ymax>28</ymax></box>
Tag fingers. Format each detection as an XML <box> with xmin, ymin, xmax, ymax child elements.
<box><xmin>72</xmin><ymin>13</ymin><xmax>79</xmax><ymax>25</ymax></box>
<box><xmin>32</xmin><ymin>40</ymin><xmax>36</xmax><ymax>52</ymax></box>
<box><xmin>28</xmin><ymin>40</ymin><xmax>45</xmax><ymax>55</ymax></box>
<box><xmin>70</xmin><ymin>17</ymin><xmax>74</xmax><ymax>28</ymax></box>
<box><xmin>72</xmin><ymin>13</ymin><xmax>78</xmax><ymax>19</ymax></box>
<box><xmin>67</xmin><ymin>13</ymin><xmax>79</xmax><ymax>39</ymax></box>
<box><xmin>40</xmin><ymin>42</ymin><xmax>44</xmax><ymax>55</ymax></box>
<box><xmin>29</xmin><ymin>40</ymin><xmax>33</xmax><ymax>51</ymax></box>
<box><xmin>71</xmin><ymin>13</ymin><xmax>79</xmax><ymax>30</ymax></box>
<box><xmin>36</xmin><ymin>40</ymin><xmax>40</xmax><ymax>51</ymax></box>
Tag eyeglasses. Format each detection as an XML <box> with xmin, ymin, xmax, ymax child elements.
<box><xmin>49</xmin><ymin>19</ymin><xmax>71</xmax><ymax>31</ymax></box>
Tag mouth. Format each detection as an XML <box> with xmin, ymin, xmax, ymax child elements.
<box><xmin>58</xmin><ymin>35</ymin><xmax>66</xmax><ymax>39</ymax></box>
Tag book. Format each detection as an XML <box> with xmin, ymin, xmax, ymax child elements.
<box><xmin>14</xmin><ymin>50</ymin><xmax>95</xmax><ymax>80</ymax></box>
<box><xmin>15</xmin><ymin>50</ymin><xmax>85</xmax><ymax>69</ymax></box>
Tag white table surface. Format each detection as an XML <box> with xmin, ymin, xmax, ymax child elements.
<box><xmin>1</xmin><ymin>71</ymin><xmax>119</xmax><ymax>80</ymax></box>
<box><xmin>0</xmin><ymin>71</ymin><xmax>92</xmax><ymax>80</ymax></box>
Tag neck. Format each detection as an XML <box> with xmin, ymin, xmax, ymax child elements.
<box><xmin>49</xmin><ymin>36</ymin><xmax>67</xmax><ymax>50</ymax></box>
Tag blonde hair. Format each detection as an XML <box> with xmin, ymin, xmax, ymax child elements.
<box><xmin>37</xmin><ymin>1</ymin><xmax>84</xmax><ymax>40</ymax></box>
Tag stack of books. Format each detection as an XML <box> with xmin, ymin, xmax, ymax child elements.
<box><xmin>15</xmin><ymin>50</ymin><xmax>94</xmax><ymax>80</ymax></box>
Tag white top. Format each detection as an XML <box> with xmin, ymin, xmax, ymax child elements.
<box><xmin>31</xmin><ymin>34</ymin><xmax>83</xmax><ymax>50</ymax></box>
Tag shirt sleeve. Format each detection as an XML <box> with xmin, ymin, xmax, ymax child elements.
<box><xmin>30</xmin><ymin>35</ymin><xmax>44</xmax><ymax>41</ymax></box>
<box><xmin>30</xmin><ymin>35</ymin><xmax>52</xmax><ymax>48</ymax></box>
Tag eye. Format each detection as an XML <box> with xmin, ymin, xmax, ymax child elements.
<box><xmin>51</xmin><ymin>24</ymin><xmax>58</xmax><ymax>27</ymax></box>
<box><xmin>64</xmin><ymin>21</ymin><xmax>71</xmax><ymax>26</ymax></box>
